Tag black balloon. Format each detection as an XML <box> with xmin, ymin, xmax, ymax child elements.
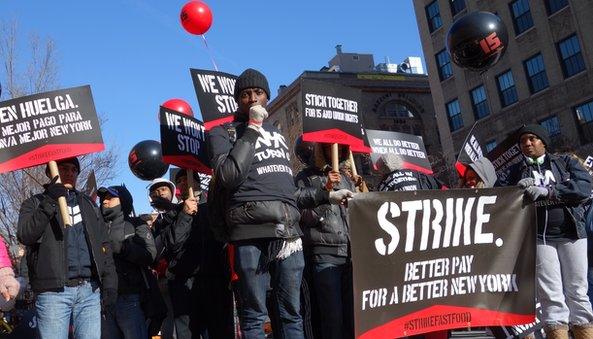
<box><xmin>446</xmin><ymin>11</ymin><xmax>508</xmax><ymax>71</ymax></box>
<box><xmin>128</xmin><ymin>140</ymin><xmax>169</xmax><ymax>181</ymax></box>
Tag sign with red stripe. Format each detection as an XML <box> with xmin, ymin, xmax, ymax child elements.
<box><xmin>349</xmin><ymin>187</ymin><xmax>536</xmax><ymax>338</ymax></box>
<box><xmin>0</xmin><ymin>85</ymin><xmax>104</xmax><ymax>173</ymax></box>
<box><xmin>190</xmin><ymin>68</ymin><xmax>238</xmax><ymax>131</ymax></box>
<box><xmin>366</xmin><ymin>128</ymin><xmax>432</xmax><ymax>174</ymax></box>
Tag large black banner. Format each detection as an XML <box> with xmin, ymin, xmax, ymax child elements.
<box><xmin>159</xmin><ymin>106</ymin><xmax>210</xmax><ymax>174</ymax></box>
<box><xmin>301</xmin><ymin>79</ymin><xmax>364</xmax><ymax>147</ymax></box>
<box><xmin>190</xmin><ymin>68</ymin><xmax>237</xmax><ymax>130</ymax></box>
<box><xmin>366</xmin><ymin>129</ymin><xmax>432</xmax><ymax>174</ymax></box>
<box><xmin>349</xmin><ymin>188</ymin><xmax>536</xmax><ymax>338</ymax></box>
<box><xmin>0</xmin><ymin>85</ymin><xmax>104</xmax><ymax>173</ymax></box>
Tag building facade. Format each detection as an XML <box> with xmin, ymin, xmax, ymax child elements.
<box><xmin>267</xmin><ymin>70</ymin><xmax>445</xmax><ymax>188</ymax></box>
<box><xmin>413</xmin><ymin>0</ymin><xmax>593</xmax><ymax>170</ymax></box>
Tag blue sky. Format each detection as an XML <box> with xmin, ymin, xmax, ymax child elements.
<box><xmin>0</xmin><ymin>0</ymin><xmax>426</xmax><ymax>212</ymax></box>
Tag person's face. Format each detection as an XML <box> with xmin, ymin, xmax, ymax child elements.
<box><xmin>58</xmin><ymin>163</ymin><xmax>78</xmax><ymax>188</ymax></box>
<box><xmin>101</xmin><ymin>193</ymin><xmax>121</xmax><ymax>209</ymax></box>
<box><xmin>238</xmin><ymin>87</ymin><xmax>268</xmax><ymax>114</ymax></box>
<box><xmin>176</xmin><ymin>175</ymin><xmax>187</xmax><ymax>196</ymax></box>
<box><xmin>519</xmin><ymin>133</ymin><xmax>546</xmax><ymax>158</ymax></box>
<box><xmin>462</xmin><ymin>168</ymin><xmax>481</xmax><ymax>189</ymax></box>
<box><xmin>150</xmin><ymin>185</ymin><xmax>172</xmax><ymax>202</ymax></box>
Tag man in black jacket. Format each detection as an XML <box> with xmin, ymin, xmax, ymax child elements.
<box><xmin>500</xmin><ymin>124</ymin><xmax>593</xmax><ymax>338</ymax></box>
<box><xmin>17</xmin><ymin>157</ymin><xmax>117</xmax><ymax>339</ymax></box>
<box><xmin>98</xmin><ymin>185</ymin><xmax>156</xmax><ymax>339</ymax></box>
<box><xmin>208</xmin><ymin>68</ymin><xmax>352</xmax><ymax>339</ymax></box>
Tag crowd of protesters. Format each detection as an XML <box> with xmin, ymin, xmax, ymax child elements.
<box><xmin>1</xmin><ymin>68</ymin><xmax>593</xmax><ymax>339</ymax></box>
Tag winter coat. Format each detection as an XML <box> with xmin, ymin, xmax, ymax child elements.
<box><xmin>17</xmin><ymin>190</ymin><xmax>117</xmax><ymax>293</ymax></box>
<box><xmin>499</xmin><ymin>153</ymin><xmax>592</xmax><ymax>239</ymax></box>
<box><xmin>208</xmin><ymin>116</ymin><xmax>328</xmax><ymax>242</ymax></box>
<box><xmin>295</xmin><ymin>167</ymin><xmax>354</xmax><ymax>257</ymax></box>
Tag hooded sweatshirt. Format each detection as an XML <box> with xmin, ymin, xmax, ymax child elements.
<box><xmin>468</xmin><ymin>157</ymin><xmax>497</xmax><ymax>188</ymax></box>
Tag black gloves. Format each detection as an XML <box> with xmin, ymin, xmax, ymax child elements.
<box><xmin>101</xmin><ymin>288</ymin><xmax>118</xmax><ymax>314</ymax></box>
<box><xmin>43</xmin><ymin>176</ymin><xmax>68</xmax><ymax>201</ymax></box>
<box><xmin>150</xmin><ymin>197</ymin><xmax>177</xmax><ymax>212</ymax></box>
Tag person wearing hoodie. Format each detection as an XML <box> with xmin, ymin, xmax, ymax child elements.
<box><xmin>499</xmin><ymin>124</ymin><xmax>593</xmax><ymax>339</ymax></box>
<box><xmin>17</xmin><ymin>157</ymin><xmax>117</xmax><ymax>339</ymax></box>
<box><xmin>207</xmin><ymin>68</ymin><xmax>352</xmax><ymax>339</ymax></box>
<box><xmin>147</xmin><ymin>176</ymin><xmax>199</xmax><ymax>339</ymax></box>
<box><xmin>458</xmin><ymin>157</ymin><xmax>497</xmax><ymax>189</ymax></box>
<box><xmin>98</xmin><ymin>185</ymin><xmax>156</xmax><ymax>339</ymax></box>
<box><xmin>294</xmin><ymin>138</ymin><xmax>356</xmax><ymax>339</ymax></box>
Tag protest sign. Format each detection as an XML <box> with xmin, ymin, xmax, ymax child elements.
<box><xmin>190</xmin><ymin>69</ymin><xmax>237</xmax><ymax>130</ymax></box>
<box><xmin>0</xmin><ymin>85</ymin><xmax>103</xmax><ymax>173</ymax></box>
<box><xmin>350</xmin><ymin>188</ymin><xmax>535</xmax><ymax>338</ymax></box>
<box><xmin>486</xmin><ymin>128</ymin><xmax>522</xmax><ymax>183</ymax></box>
<box><xmin>83</xmin><ymin>170</ymin><xmax>98</xmax><ymax>202</ymax></box>
<box><xmin>456</xmin><ymin>123</ymin><xmax>484</xmax><ymax>176</ymax></box>
<box><xmin>301</xmin><ymin>79</ymin><xmax>364</xmax><ymax>147</ymax></box>
<box><xmin>159</xmin><ymin>106</ymin><xmax>210</xmax><ymax>175</ymax></box>
<box><xmin>366</xmin><ymin>129</ymin><xmax>432</xmax><ymax>174</ymax></box>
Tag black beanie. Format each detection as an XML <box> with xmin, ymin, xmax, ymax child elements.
<box><xmin>233</xmin><ymin>68</ymin><xmax>270</xmax><ymax>101</ymax></box>
<box><xmin>45</xmin><ymin>157</ymin><xmax>80</xmax><ymax>177</ymax></box>
<box><xmin>518</xmin><ymin>124</ymin><xmax>551</xmax><ymax>147</ymax></box>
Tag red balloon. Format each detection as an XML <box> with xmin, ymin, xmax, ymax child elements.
<box><xmin>180</xmin><ymin>1</ymin><xmax>213</xmax><ymax>35</ymax></box>
<box><xmin>162</xmin><ymin>98</ymin><xmax>194</xmax><ymax>116</ymax></box>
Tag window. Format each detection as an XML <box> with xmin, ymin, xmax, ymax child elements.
<box><xmin>545</xmin><ymin>0</ymin><xmax>568</xmax><ymax>15</ymax></box>
<box><xmin>446</xmin><ymin>99</ymin><xmax>463</xmax><ymax>132</ymax></box>
<box><xmin>470</xmin><ymin>85</ymin><xmax>490</xmax><ymax>120</ymax></box>
<box><xmin>496</xmin><ymin>70</ymin><xmax>518</xmax><ymax>107</ymax></box>
<box><xmin>557</xmin><ymin>34</ymin><xmax>586</xmax><ymax>78</ymax></box>
<box><xmin>485</xmin><ymin>140</ymin><xmax>497</xmax><ymax>153</ymax></box>
<box><xmin>539</xmin><ymin>115</ymin><xmax>560</xmax><ymax>137</ymax></box>
<box><xmin>450</xmin><ymin>0</ymin><xmax>466</xmax><ymax>16</ymax></box>
<box><xmin>381</xmin><ymin>101</ymin><xmax>414</xmax><ymax>118</ymax></box>
<box><xmin>425</xmin><ymin>1</ymin><xmax>442</xmax><ymax>32</ymax></box>
<box><xmin>575</xmin><ymin>100</ymin><xmax>593</xmax><ymax>142</ymax></box>
<box><xmin>509</xmin><ymin>0</ymin><xmax>534</xmax><ymax>35</ymax></box>
<box><xmin>523</xmin><ymin>53</ymin><xmax>549</xmax><ymax>94</ymax></box>
<box><xmin>435</xmin><ymin>49</ymin><xmax>453</xmax><ymax>81</ymax></box>
<box><xmin>352</xmin><ymin>55</ymin><xmax>359</xmax><ymax>61</ymax></box>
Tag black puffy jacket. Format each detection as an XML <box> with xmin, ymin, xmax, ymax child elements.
<box><xmin>103</xmin><ymin>206</ymin><xmax>156</xmax><ymax>295</ymax></box>
<box><xmin>499</xmin><ymin>153</ymin><xmax>593</xmax><ymax>239</ymax></box>
<box><xmin>17</xmin><ymin>191</ymin><xmax>117</xmax><ymax>293</ymax></box>
<box><xmin>295</xmin><ymin>168</ymin><xmax>354</xmax><ymax>257</ymax></box>
<box><xmin>208</xmin><ymin>116</ymin><xmax>329</xmax><ymax>242</ymax></box>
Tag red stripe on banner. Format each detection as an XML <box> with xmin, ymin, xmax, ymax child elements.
<box><xmin>351</xmin><ymin>143</ymin><xmax>373</xmax><ymax>154</ymax></box>
<box><xmin>302</xmin><ymin>129</ymin><xmax>364</xmax><ymax>147</ymax></box>
<box><xmin>401</xmin><ymin>160</ymin><xmax>433</xmax><ymax>175</ymax></box>
<box><xmin>162</xmin><ymin>155</ymin><xmax>212</xmax><ymax>175</ymax></box>
<box><xmin>0</xmin><ymin>143</ymin><xmax>105</xmax><ymax>174</ymax></box>
<box><xmin>204</xmin><ymin>116</ymin><xmax>234</xmax><ymax>131</ymax></box>
<box><xmin>358</xmin><ymin>305</ymin><xmax>535</xmax><ymax>339</ymax></box>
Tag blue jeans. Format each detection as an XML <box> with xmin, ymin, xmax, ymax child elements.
<box><xmin>312</xmin><ymin>261</ymin><xmax>354</xmax><ymax>339</ymax></box>
<box><xmin>35</xmin><ymin>281</ymin><xmax>101</xmax><ymax>339</ymax></box>
<box><xmin>234</xmin><ymin>241</ymin><xmax>305</xmax><ymax>339</ymax></box>
<box><xmin>101</xmin><ymin>293</ymin><xmax>147</xmax><ymax>339</ymax></box>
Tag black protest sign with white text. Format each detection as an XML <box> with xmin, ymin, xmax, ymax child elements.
<box><xmin>0</xmin><ymin>85</ymin><xmax>103</xmax><ymax>173</ymax></box>
<box><xmin>159</xmin><ymin>106</ymin><xmax>210</xmax><ymax>174</ymax></box>
<box><xmin>366</xmin><ymin>129</ymin><xmax>432</xmax><ymax>174</ymax></box>
<box><xmin>190</xmin><ymin>68</ymin><xmax>237</xmax><ymax>130</ymax></box>
<box><xmin>487</xmin><ymin>128</ymin><xmax>522</xmax><ymax>183</ymax></box>
<box><xmin>301</xmin><ymin>79</ymin><xmax>363</xmax><ymax>147</ymax></box>
<box><xmin>349</xmin><ymin>188</ymin><xmax>535</xmax><ymax>338</ymax></box>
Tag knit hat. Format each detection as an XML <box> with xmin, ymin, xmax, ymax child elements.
<box><xmin>233</xmin><ymin>68</ymin><xmax>270</xmax><ymax>101</ymax></box>
<box><xmin>45</xmin><ymin>157</ymin><xmax>80</xmax><ymax>177</ymax></box>
<box><xmin>517</xmin><ymin>124</ymin><xmax>551</xmax><ymax>147</ymax></box>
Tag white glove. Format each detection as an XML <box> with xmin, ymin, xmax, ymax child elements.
<box><xmin>525</xmin><ymin>186</ymin><xmax>549</xmax><ymax>202</ymax></box>
<box><xmin>518</xmin><ymin>178</ymin><xmax>535</xmax><ymax>188</ymax></box>
<box><xmin>248</xmin><ymin>105</ymin><xmax>268</xmax><ymax>127</ymax></box>
<box><xmin>329</xmin><ymin>189</ymin><xmax>355</xmax><ymax>205</ymax></box>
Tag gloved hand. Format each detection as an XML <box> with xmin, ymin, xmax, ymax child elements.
<box><xmin>329</xmin><ymin>189</ymin><xmax>355</xmax><ymax>205</ymax></box>
<box><xmin>150</xmin><ymin>196</ymin><xmax>177</xmax><ymax>212</ymax></box>
<box><xmin>518</xmin><ymin>178</ymin><xmax>535</xmax><ymax>188</ymax></box>
<box><xmin>248</xmin><ymin>105</ymin><xmax>268</xmax><ymax>127</ymax></box>
<box><xmin>43</xmin><ymin>176</ymin><xmax>68</xmax><ymax>202</ymax></box>
<box><xmin>0</xmin><ymin>267</ymin><xmax>20</xmax><ymax>301</ymax></box>
<box><xmin>525</xmin><ymin>186</ymin><xmax>549</xmax><ymax>202</ymax></box>
<box><xmin>101</xmin><ymin>288</ymin><xmax>118</xmax><ymax>314</ymax></box>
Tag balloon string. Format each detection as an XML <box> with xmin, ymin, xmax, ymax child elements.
<box><xmin>201</xmin><ymin>34</ymin><xmax>219</xmax><ymax>71</ymax></box>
